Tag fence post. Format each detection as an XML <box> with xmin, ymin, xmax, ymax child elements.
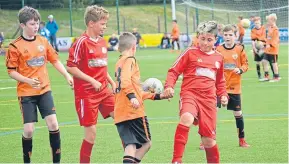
<box><xmin>163</xmin><ymin>0</ymin><xmax>167</xmax><ymax>33</ymax></box>
<box><xmin>185</xmin><ymin>5</ymin><xmax>189</xmax><ymax>35</ymax></box>
<box><xmin>116</xmin><ymin>0</ymin><xmax>120</xmax><ymax>35</ymax></box>
<box><xmin>195</xmin><ymin>0</ymin><xmax>199</xmax><ymax>26</ymax></box>
<box><xmin>157</xmin><ymin>16</ymin><xmax>161</xmax><ymax>33</ymax></box>
<box><xmin>22</xmin><ymin>0</ymin><xmax>24</xmax><ymax>7</ymax></box>
<box><xmin>123</xmin><ymin>16</ymin><xmax>126</xmax><ymax>32</ymax></box>
<box><xmin>69</xmin><ymin>0</ymin><xmax>73</xmax><ymax>37</ymax></box>
<box><xmin>211</xmin><ymin>0</ymin><xmax>214</xmax><ymax>20</ymax></box>
<box><xmin>260</xmin><ymin>0</ymin><xmax>264</xmax><ymax>25</ymax></box>
<box><xmin>227</xmin><ymin>12</ymin><xmax>230</xmax><ymax>24</ymax></box>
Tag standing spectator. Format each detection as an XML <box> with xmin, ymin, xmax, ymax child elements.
<box><xmin>171</xmin><ymin>20</ymin><xmax>180</xmax><ymax>52</ymax></box>
<box><xmin>214</xmin><ymin>24</ymin><xmax>224</xmax><ymax>47</ymax></box>
<box><xmin>107</xmin><ymin>33</ymin><xmax>119</xmax><ymax>51</ymax></box>
<box><xmin>159</xmin><ymin>33</ymin><xmax>171</xmax><ymax>49</ymax></box>
<box><xmin>249</xmin><ymin>15</ymin><xmax>255</xmax><ymax>30</ymax></box>
<box><xmin>39</xmin><ymin>22</ymin><xmax>50</xmax><ymax>42</ymax></box>
<box><xmin>46</xmin><ymin>15</ymin><xmax>59</xmax><ymax>52</ymax></box>
<box><xmin>0</xmin><ymin>32</ymin><xmax>4</xmax><ymax>54</ymax></box>
<box><xmin>132</xmin><ymin>28</ymin><xmax>144</xmax><ymax>48</ymax></box>
<box><xmin>237</xmin><ymin>16</ymin><xmax>245</xmax><ymax>44</ymax></box>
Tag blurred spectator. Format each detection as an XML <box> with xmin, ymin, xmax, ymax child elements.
<box><xmin>0</xmin><ymin>32</ymin><xmax>4</xmax><ymax>54</ymax></box>
<box><xmin>107</xmin><ymin>33</ymin><xmax>119</xmax><ymax>51</ymax></box>
<box><xmin>39</xmin><ymin>22</ymin><xmax>50</xmax><ymax>41</ymax></box>
<box><xmin>159</xmin><ymin>33</ymin><xmax>171</xmax><ymax>49</ymax></box>
<box><xmin>250</xmin><ymin>15</ymin><xmax>255</xmax><ymax>30</ymax></box>
<box><xmin>132</xmin><ymin>28</ymin><xmax>144</xmax><ymax>48</ymax></box>
<box><xmin>215</xmin><ymin>24</ymin><xmax>224</xmax><ymax>47</ymax></box>
<box><xmin>46</xmin><ymin>15</ymin><xmax>59</xmax><ymax>52</ymax></box>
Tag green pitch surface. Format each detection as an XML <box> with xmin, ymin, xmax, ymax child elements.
<box><xmin>0</xmin><ymin>45</ymin><xmax>288</xmax><ymax>163</ymax></box>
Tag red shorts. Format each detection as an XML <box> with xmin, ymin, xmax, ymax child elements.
<box><xmin>75</xmin><ymin>89</ymin><xmax>114</xmax><ymax>126</ymax></box>
<box><xmin>179</xmin><ymin>97</ymin><xmax>217</xmax><ymax>139</ymax></box>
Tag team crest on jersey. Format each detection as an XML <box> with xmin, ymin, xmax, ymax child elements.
<box><xmin>215</xmin><ymin>61</ymin><xmax>220</xmax><ymax>69</ymax></box>
<box><xmin>89</xmin><ymin>49</ymin><xmax>94</xmax><ymax>53</ymax></box>
<box><xmin>232</xmin><ymin>54</ymin><xmax>238</xmax><ymax>60</ymax></box>
<box><xmin>197</xmin><ymin>58</ymin><xmax>202</xmax><ymax>63</ymax></box>
<box><xmin>102</xmin><ymin>47</ymin><xmax>107</xmax><ymax>54</ymax></box>
<box><xmin>38</xmin><ymin>45</ymin><xmax>45</xmax><ymax>52</ymax></box>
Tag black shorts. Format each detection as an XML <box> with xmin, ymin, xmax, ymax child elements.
<box><xmin>217</xmin><ymin>94</ymin><xmax>241</xmax><ymax>111</ymax></box>
<box><xmin>18</xmin><ymin>91</ymin><xmax>56</xmax><ymax>124</ymax></box>
<box><xmin>116</xmin><ymin>116</ymin><xmax>151</xmax><ymax>149</ymax></box>
<box><xmin>254</xmin><ymin>53</ymin><xmax>264</xmax><ymax>62</ymax></box>
<box><xmin>263</xmin><ymin>54</ymin><xmax>278</xmax><ymax>63</ymax></box>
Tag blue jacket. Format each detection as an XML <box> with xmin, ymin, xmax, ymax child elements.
<box><xmin>46</xmin><ymin>21</ymin><xmax>59</xmax><ymax>35</ymax></box>
<box><xmin>40</xmin><ymin>28</ymin><xmax>50</xmax><ymax>40</ymax></box>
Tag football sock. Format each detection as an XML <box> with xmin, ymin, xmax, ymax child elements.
<box><xmin>134</xmin><ymin>157</ymin><xmax>141</xmax><ymax>163</ymax></box>
<box><xmin>235</xmin><ymin>115</ymin><xmax>245</xmax><ymax>138</ymax></box>
<box><xmin>80</xmin><ymin>139</ymin><xmax>94</xmax><ymax>163</ymax></box>
<box><xmin>49</xmin><ymin>129</ymin><xmax>61</xmax><ymax>163</ymax></box>
<box><xmin>256</xmin><ymin>64</ymin><xmax>261</xmax><ymax>78</ymax></box>
<box><xmin>123</xmin><ymin>155</ymin><xmax>136</xmax><ymax>163</ymax></box>
<box><xmin>205</xmin><ymin>144</ymin><xmax>220</xmax><ymax>163</ymax></box>
<box><xmin>274</xmin><ymin>74</ymin><xmax>280</xmax><ymax>78</ymax></box>
<box><xmin>265</xmin><ymin>71</ymin><xmax>269</xmax><ymax>77</ymax></box>
<box><xmin>172</xmin><ymin>124</ymin><xmax>190</xmax><ymax>163</ymax></box>
<box><xmin>22</xmin><ymin>135</ymin><xmax>32</xmax><ymax>163</ymax></box>
<box><xmin>269</xmin><ymin>62</ymin><xmax>275</xmax><ymax>74</ymax></box>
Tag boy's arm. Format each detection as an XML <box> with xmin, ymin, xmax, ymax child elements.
<box><xmin>107</xmin><ymin>72</ymin><xmax>116</xmax><ymax>93</ymax></box>
<box><xmin>269</xmin><ymin>29</ymin><xmax>279</xmax><ymax>48</ymax></box>
<box><xmin>215</xmin><ymin>60</ymin><xmax>228</xmax><ymax>98</ymax></box>
<box><xmin>120</xmin><ymin>58</ymin><xmax>137</xmax><ymax>99</ymax></box>
<box><xmin>240</xmin><ymin>49</ymin><xmax>249</xmax><ymax>73</ymax></box>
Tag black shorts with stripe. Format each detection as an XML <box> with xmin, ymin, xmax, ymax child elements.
<box><xmin>217</xmin><ymin>94</ymin><xmax>242</xmax><ymax>111</ymax></box>
<box><xmin>263</xmin><ymin>53</ymin><xmax>278</xmax><ymax>63</ymax></box>
<box><xmin>116</xmin><ymin>116</ymin><xmax>151</xmax><ymax>149</ymax></box>
<box><xmin>18</xmin><ymin>91</ymin><xmax>56</xmax><ymax>124</ymax></box>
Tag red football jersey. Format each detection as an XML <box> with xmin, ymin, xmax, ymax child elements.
<box><xmin>165</xmin><ymin>47</ymin><xmax>227</xmax><ymax>99</ymax></box>
<box><xmin>67</xmin><ymin>33</ymin><xmax>108</xmax><ymax>98</ymax></box>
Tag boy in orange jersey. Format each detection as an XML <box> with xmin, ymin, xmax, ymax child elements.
<box><xmin>216</xmin><ymin>24</ymin><xmax>250</xmax><ymax>147</ymax></box>
<box><xmin>171</xmin><ymin>20</ymin><xmax>180</xmax><ymax>52</ymax></box>
<box><xmin>262</xmin><ymin>13</ymin><xmax>281</xmax><ymax>82</ymax></box>
<box><xmin>237</xmin><ymin>16</ymin><xmax>245</xmax><ymax>44</ymax></box>
<box><xmin>251</xmin><ymin>17</ymin><xmax>266</xmax><ymax>80</ymax></box>
<box><xmin>164</xmin><ymin>21</ymin><xmax>228</xmax><ymax>163</ymax></box>
<box><xmin>114</xmin><ymin>32</ymin><xmax>169</xmax><ymax>163</ymax></box>
<box><xmin>5</xmin><ymin>6</ymin><xmax>73</xmax><ymax>163</ymax></box>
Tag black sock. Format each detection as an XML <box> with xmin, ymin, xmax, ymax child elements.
<box><xmin>123</xmin><ymin>155</ymin><xmax>136</xmax><ymax>163</ymax></box>
<box><xmin>269</xmin><ymin>62</ymin><xmax>275</xmax><ymax>74</ymax></box>
<box><xmin>256</xmin><ymin>64</ymin><xmax>261</xmax><ymax>78</ymax></box>
<box><xmin>265</xmin><ymin>71</ymin><xmax>269</xmax><ymax>77</ymax></box>
<box><xmin>134</xmin><ymin>157</ymin><xmax>141</xmax><ymax>163</ymax></box>
<box><xmin>49</xmin><ymin>129</ymin><xmax>61</xmax><ymax>163</ymax></box>
<box><xmin>22</xmin><ymin>135</ymin><xmax>32</xmax><ymax>163</ymax></box>
<box><xmin>235</xmin><ymin>115</ymin><xmax>245</xmax><ymax>138</ymax></box>
<box><xmin>274</xmin><ymin>74</ymin><xmax>280</xmax><ymax>78</ymax></box>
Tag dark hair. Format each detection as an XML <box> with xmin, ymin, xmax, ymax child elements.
<box><xmin>173</xmin><ymin>20</ymin><xmax>177</xmax><ymax>23</ymax></box>
<box><xmin>18</xmin><ymin>6</ymin><xmax>41</xmax><ymax>24</ymax></box>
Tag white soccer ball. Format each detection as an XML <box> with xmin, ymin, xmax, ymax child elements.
<box><xmin>142</xmin><ymin>78</ymin><xmax>164</xmax><ymax>94</ymax></box>
<box><xmin>255</xmin><ymin>40</ymin><xmax>264</xmax><ymax>50</ymax></box>
<box><xmin>241</xmin><ymin>18</ymin><xmax>250</xmax><ymax>28</ymax></box>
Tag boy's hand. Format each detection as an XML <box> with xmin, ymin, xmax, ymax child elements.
<box><xmin>110</xmin><ymin>82</ymin><xmax>117</xmax><ymax>94</ymax></box>
<box><xmin>266</xmin><ymin>44</ymin><xmax>270</xmax><ymax>49</ymax></box>
<box><xmin>65</xmin><ymin>74</ymin><xmax>74</xmax><ymax>89</ymax></box>
<box><xmin>221</xmin><ymin>96</ymin><xmax>228</xmax><ymax>107</ymax></box>
<box><xmin>91</xmin><ymin>80</ymin><xmax>102</xmax><ymax>91</ymax></box>
<box><xmin>233</xmin><ymin>68</ymin><xmax>241</xmax><ymax>74</ymax></box>
<box><xmin>130</xmin><ymin>98</ymin><xmax>140</xmax><ymax>109</ymax></box>
<box><xmin>164</xmin><ymin>87</ymin><xmax>174</xmax><ymax>98</ymax></box>
<box><xmin>26</xmin><ymin>78</ymin><xmax>41</xmax><ymax>89</ymax></box>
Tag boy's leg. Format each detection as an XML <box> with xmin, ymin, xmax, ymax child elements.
<box><xmin>99</xmin><ymin>91</ymin><xmax>115</xmax><ymax>119</ymax></box>
<box><xmin>269</xmin><ymin>55</ymin><xmax>280</xmax><ymax>82</ymax></box>
<box><xmin>37</xmin><ymin>91</ymin><xmax>61</xmax><ymax>163</ymax></box>
<box><xmin>19</xmin><ymin>96</ymin><xmax>38</xmax><ymax>163</ymax></box>
<box><xmin>198</xmin><ymin>99</ymin><xmax>219</xmax><ymax>163</ymax></box>
<box><xmin>227</xmin><ymin>94</ymin><xmax>250</xmax><ymax>147</ymax></box>
<box><xmin>75</xmin><ymin>96</ymin><xmax>101</xmax><ymax>163</ymax></box>
<box><xmin>135</xmin><ymin>141</ymin><xmax>152</xmax><ymax>162</ymax></box>
<box><xmin>123</xmin><ymin>144</ymin><xmax>137</xmax><ymax>163</ymax></box>
<box><xmin>172</xmin><ymin>98</ymin><xmax>197</xmax><ymax>163</ymax></box>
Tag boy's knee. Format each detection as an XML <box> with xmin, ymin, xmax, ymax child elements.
<box><xmin>201</xmin><ymin>137</ymin><xmax>216</xmax><ymax>148</ymax></box>
<box><xmin>180</xmin><ymin>112</ymin><xmax>195</xmax><ymax>127</ymax></box>
<box><xmin>233</xmin><ymin>111</ymin><xmax>242</xmax><ymax>117</ymax></box>
<box><xmin>84</xmin><ymin>126</ymin><xmax>96</xmax><ymax>143</ymax></box>
<box><xmin>23</xmin><ymin>125</ymin><xmax>35</xmax><ymax>138</ymax></box>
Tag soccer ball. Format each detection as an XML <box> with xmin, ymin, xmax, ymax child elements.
<box><xmin>255</xmin><ymin>40</ymin><xmax>264</xmax><ymax>50</ymax></box>
<box><xmin>142</xmin><ymin>78</ymin><xmax>164</xmax><ymax>94</ymax></box>
<box><xmin>241</xmin><ymin>19</ymin><xmax>250</xmax><ymax>28</ymax></box>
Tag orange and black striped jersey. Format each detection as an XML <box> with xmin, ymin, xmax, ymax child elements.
<box><xmin>5</xmin><ymin>35</ymin><xmax>59</xmax><ymax>96</ymax></box>
<box><xmin>251</xmin><ymin>25</ymin><xmax>266</xmax><ymax>42</ymax></box>
<box><xmin>171</xmin><ymin>25</ymin><xmax>180</xmax><ymax>40</ymax></box>
<box><xmin>216</xmin><ymin>44</ymin><xmax>248</xmax><ymax>94</ymax></box>
<box><xmin>237</xmin><ymin>23</ymin><xmax>245</xmax><ymax>36</ymax></box>
<box><xmin>265</xmin><ymin>25</ymin><xmax>280</xmax><ymax>55</ymax></box>
<box><xmin>114</xmin><ymin>54</ymin><xmax>156</xmax><ymax>124</ymax></box>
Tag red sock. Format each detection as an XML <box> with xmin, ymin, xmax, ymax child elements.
<box><xmin>172</xmin><ymin>124</ymin><xmax>190</xmax><ymax>163</ymax></box>
<box><xmin>205</xmin><ymin>144</ymin><xmax>220</xmax><ymax>163</ymax></box>
<box><xmin>80</xmin><ymin>139</ymin><xmax>94</xmax><ymax>163</ymax></box>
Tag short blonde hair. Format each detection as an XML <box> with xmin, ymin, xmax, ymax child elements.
<box><xmin>84</xmin><ymin>5</ymin><xmax>109</xmax><ymax>26</ymax></box>
<box><xmin>197</xmin><ymin>21</ymin><xmax>218</xmax><ymax>37</ymax></box>
<box><xmin>118</xmin><ymin>32</ymin><xmax>136</xmax><ymax>53</ymax></box>
<box><xmin>18</xmin><ymin>6</ymin><xmax>41</xmax><ymax>24</ymax></box>
<box><xmin>266</xmin><ymin>13</ymin><xmax>277</xmax><ymax>21</ymax></box>
<box><xmin>223</xmin><ymin>24</ymin><xmax>238</xmax><ymax>35</ymax></box>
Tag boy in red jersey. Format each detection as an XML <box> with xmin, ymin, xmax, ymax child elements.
<box><xmin>66</xmin><ymin>5</ymin><xmax>116</xmax><ymax>163</ymax></box>
<box><xmin>164</xmin><ymin>21</ymin><xmax>228</xmax><ymax>163</ymax></box>
<box><xmin>216</xmin><ymin>24</ymin><xmax>250</xmax><ymax>147</ymax></box>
